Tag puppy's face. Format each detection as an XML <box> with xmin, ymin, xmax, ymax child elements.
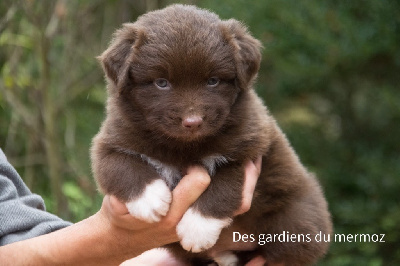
<box><xmin>100</xmin><ymin>5</ymin><xmax>261</xmax><ymax>142</ymax></box>
<box><xmin>131</xmin><ymin>56</ymin><xmax>238</xmax><ymax>141</ymax></box>
<box><xmin>129</xmin><ymin>23</ymin><xmax>240</xmax><ymax>142</ymax></box>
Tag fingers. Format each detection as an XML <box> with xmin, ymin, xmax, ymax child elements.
<box><xmin>253</xmin><ymin>155</ymin><xmax>262</xmax><ymax>174</ymax></box>
<box><xmin>103</xmin><ymin>155</ymin><xmax>259</xmax><ymax>231</ymax></box>
<box><xmin>234</xmin><ymin>156</ymin><xmax>262</xmax><ymax>216</ymax></box>
<box><xmin>102</xmin><ymin>195</ymin><xmax>152</xmax><ymax>230</ymax></box>
<box><xmin>108</xmin><ymin>195</ymin><xmax>129</xmax><ymax>215</ymax></box>
<box><xmin>102</xmin><ymin>166</ymin><xmax>211</xmax><ymax>232</ymax></box>
<box><xmin>164</xmin><ymin>165</ymin><xmax>211</xmax><ymax>226</ymax></box>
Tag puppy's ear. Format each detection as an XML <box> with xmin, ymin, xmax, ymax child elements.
<box><xmin>98</xmin><ymin>23</ymin><xmax>146</xmax><ymax>92</ymax></box>
<box><xmin>221</xmin><ymin>19</ymin><xmax>262</xmax><ymax>90</ymax></box>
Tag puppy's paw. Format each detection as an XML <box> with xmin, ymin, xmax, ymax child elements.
<box><xmin>214</xmin><ymin>251</ymin><xmax>239</xmax><ymax>266</ymax></box>
<box><xmin>126</xmin><ymin>179</ymin><xmax>172</xmax><ymax>223</ymax></box>
<box><xmin>177</xmin><ymin>208</ymin><xmax>231</xmax><ymax>253</ymax></box>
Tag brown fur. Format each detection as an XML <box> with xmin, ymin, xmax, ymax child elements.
<box><xmin>91</xmin><ymin>5</ymin><xmax>332</xmax><ymax>265</ymax></box>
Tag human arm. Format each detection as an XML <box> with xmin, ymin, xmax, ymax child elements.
<box><xmin>0</xmin><ymin>150</ymin><xmax>72</xmax><ymax>245</ymax></box>
<box><xmin>0</xmin><ymin>165</ymin><xmax>211</xmax><ymax>266</ymax></box>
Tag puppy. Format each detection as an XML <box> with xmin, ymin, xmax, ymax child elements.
<box><xmin>91</xmin><ymin>4</ymin><xmax>332</xmax><ymax>265</ymax></box>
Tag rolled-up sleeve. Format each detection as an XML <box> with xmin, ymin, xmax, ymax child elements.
<box><xmin>0</xmin><ymin>149</ymin><xmax>72</xmax><ymax>245</ymax></box>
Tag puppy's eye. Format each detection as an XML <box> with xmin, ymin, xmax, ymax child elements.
<box><xmin>154</xmin><ymin>78</ymin><xmax>170</xmax><ymax>90</ymax></box>
<box><xmin>207</xmin><ymin>77</ymin><xmax>220</xmax><ymax>87</ymax></box>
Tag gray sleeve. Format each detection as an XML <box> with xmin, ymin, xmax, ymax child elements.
<box><xmin>0</xmin><ymin>149</ymin><xmax>72</xmax><ymax>246</ymax></box>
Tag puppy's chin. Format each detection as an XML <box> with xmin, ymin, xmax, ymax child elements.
<box><xmin>159</xmin><ymin>127</ymin><xmax>217</xmax><ymax>143</ymax></box>
<box><xmin>176</xmin><ymin>132</ymin><xmax>209</xmax><ymax>143</ymax></box>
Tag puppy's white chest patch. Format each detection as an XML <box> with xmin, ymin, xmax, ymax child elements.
<box><xmin>119</xmin><ymin>148</ymin><xmax>229</xmax><ymax>187</ymax></box>
<box><xmin>201</xmin><ymin>155</ymin><xmax>229</xmax><ymax>176</ymax></box>
<box><xmin>141</xmin><ymin>153</ymin><xmax>229</xmax><ymax>187</ymax></box>
<box><xmin>140</xmin><ymin>154</ymin><xmax>181</xmax><ymax>188</ymax></box>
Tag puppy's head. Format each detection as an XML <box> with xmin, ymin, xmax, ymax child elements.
<box><xmin>99</xmin><ymin>5</ymin><xmax>261</xmax><ymax>142</ymax></box>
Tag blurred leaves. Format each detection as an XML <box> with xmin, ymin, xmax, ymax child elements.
<box><xmin>0</xmin><ymin>0</ymin><xmax>399</xmax><ymax>264</ymax></box>
<box><xmin>62</xmin><ymin>181</ymin><xmax>94</xmax><ymax>221</ymax></box>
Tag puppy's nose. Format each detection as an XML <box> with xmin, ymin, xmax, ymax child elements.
<box><xmin>182</xmin><ymin>115</ymin><xmax>203</xmax><ymax>129</ymax></box>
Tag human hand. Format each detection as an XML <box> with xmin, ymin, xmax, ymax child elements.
<box><xmin>99</xmin><ymin>165</ymin><xmax>211</xmax><ymax>256</ymax></box>
<box><xmin>121</xmin><ymin>156</ymin><xmax>263</xmax><ymax>265</ymax></box>
<box><xmin>238</xmin><ymin>156</ymin><xmax>266</xmax><ymax>266</ymax></box>
<box><xmin>235</xmin><ymin>156</ymin><xmax>262</xmax><ymax>216</ymax></box>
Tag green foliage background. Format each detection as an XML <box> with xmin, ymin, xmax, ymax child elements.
<box><xmin>1</xmin><ymin>0</ymin><xmax>399</xmax><ymax>264</ymax></box>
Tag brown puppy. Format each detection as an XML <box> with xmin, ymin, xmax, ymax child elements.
<box><xmin>91</xmin><ymin>4</ymin><xmax>332</xmax><ymax>265</ymax></box>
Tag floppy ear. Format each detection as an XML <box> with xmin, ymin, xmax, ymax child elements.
<box><xmin>221</xmin><ymin>19</ymin><xmax>262</xmax><ymax>90</ymax></box>
<box><xmin>98</xmin><ymin>23</ymin><xmax>146</xmax><ymax>93</ymax></box>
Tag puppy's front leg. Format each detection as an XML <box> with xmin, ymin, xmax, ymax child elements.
<box><xmin>176</xmin><ymin>163</ymin><xmax>243</xmax><ymax>252</ymax></box>
<box><xmin>92</xmin><ymin>145</ymin><xmax>172</xmax><ymax>223</ymax></box>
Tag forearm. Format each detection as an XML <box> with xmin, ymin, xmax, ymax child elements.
<box><xmin>0</xmin><ymin>212</ymin><xmax>150</xmax><ymax>266</ymax></box>
<box><xmin>0</xmin><ymin>162</ymin><xmax>218</xmax><ymax>265</ymax></box>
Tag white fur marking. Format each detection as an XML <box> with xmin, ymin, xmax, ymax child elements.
<box><xmin>115</xmin><ymin>148</ymin><xmax>181</xmax><ymax>188</ymax></box>
<box><xmin>214</xmin><ymin>251</ymin><xmax>239</xmax><ymax>266</ymax></box>
<box><xmin>177</xmin><ymin>208</ymin><xmax>231</xmax><ymax>253</ymax></box>
<box><xmin>125</xmin><ymin>179</ymin><xmax>172</xmax><ymax>223</ymax></box>
<box><xmin>201</xmin><ymin>154</ymin><xmax>229</xmax><ymax>176</ymax></box>
<box><xmin>141</xmin><ymin>154</ymin><xmax>181</xmax><ymax>188</ymax></box>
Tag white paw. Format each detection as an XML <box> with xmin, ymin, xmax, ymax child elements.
<box><xmin>214</xmin><ymin>251</ymin><xmax>239</xmax><ymax>266</ymax></box>
<box><xmin>176</xmin><ymin>208</ymin><xmax>231</xmax><ymax>253</ymax></box>
<box><xmin>126</xmin><ymin>179</ymin><xmax>172</xmax><ymax>223</ymax></box>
